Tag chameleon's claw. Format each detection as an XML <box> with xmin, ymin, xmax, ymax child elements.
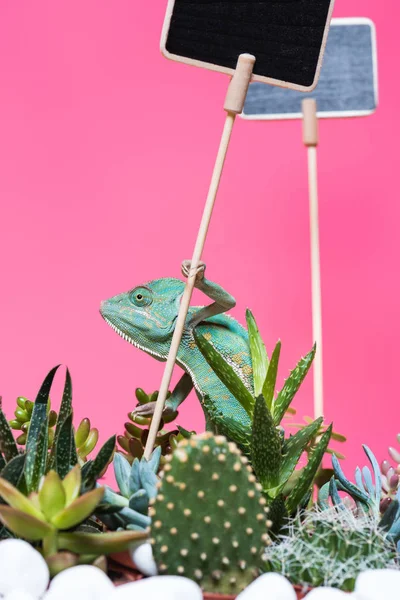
<box><xmin>181</xmin><ymin>260</ymin><xmax>206</xmax><ymax>282</ymax></box>
<box><xmin>133</xmin><ymin>401</ymin><xmax>176</xmax><ymax>418</ymax></box>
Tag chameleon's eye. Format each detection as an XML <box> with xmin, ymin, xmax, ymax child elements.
<box><xmin>129</xmin><ymin>287</ymin><xmax>152</xmax><ymax>307</ymax></box>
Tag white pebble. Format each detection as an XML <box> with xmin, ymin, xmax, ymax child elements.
<box><xmin>130</xmin><ymin>543</ymin><xmax>158</xmax><ymax>577</ymax></box>
<box><xmin>236</xmin><ymin>573</ymin><xmax>297</xmax><ymax>600</ymax></box>
<box><xmin>112</xmin><ymin>576</ymin><xmax>202</xmax><ymax>600</ymax></box>
<box><xmin>355</xmin><ymin>569</ymin><xmax>400</xmax><ymax>600</ymax></box>
<box><xmin>306</xmin><ymin>588</ymin><xmax>351</xmax><ymax>599</ymax></box>
<box><xmin>48</xmin><ymin>565</ymin><xmax>113</xmax><ymax>600</ymax></box>
<box><xmin>0</xmin><ymin>539</ymin><xmax>49</xmax><ymax>597</ymax></box>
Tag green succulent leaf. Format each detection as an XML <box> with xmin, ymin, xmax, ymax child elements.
<box><xmin>58</xmin><ymin>528</ymin><xmax>148</xmax><ymax>555</ymax></box>
<box><xmin>285</xmin><ymin>424</ymin><xmax>332</xmax><ymax>515</ymax></box>
<box><xmin>75</xmin><ymin>419</ymin><xmax>90</xmax><ymax>448</ymax></box>
<box><xmin>78</xmin><ymin>429</ymin><xmax>98</xmax><ymax>459</ymax></box>
<box><xmin>0</xmin><ymin>477</ymin><xmax>45</xmax><ymax>521</ymax></box>
<box><xmin>280</xmin><ymin>417</ymin><xmax>323</xmax><ymax>485</ymax></box>
<box><xmin>114</xmin><ymin>453</ymin><xmax>131</xmax><ymax>498</ymax></box>
<box><xmin>82</xmin><ymin>436</ymin><xmax>116</xmax><ymax>490</ymax></box>
<box><xmin>25</xmin><ymin>417</ymin><xmax>49</xmax><ymax>494</ymax></box>
<box><xmin>262</xmin><ymin>341</ymin><xmax>281</xmax><ymax>411</ymax></box>
<box><xmin>39</xmin><ymin>471</ymin><xmax>66</xmax><ymax>521</ymax></box>
<box><xmin>251</xmin><ymin>395</ymin><xmax>282</xmax><ymax>493</ymax></box>
<box><xmin>56</xmin><ymin>413</ymin><xmax>78</xmax><ymax>479</ymax></box>
<box><xmin>0</xmin><ymin>404</ymin><xmax>19</xmax><ymax>461</ymax></box>
<box><xmin>362</xmin><ymin>445</ymin><xmax>382</xmax><ymax>509</ymax></box>
<box><xmin>62</xmin><ymin>465</ymin><xmax>81</xmax><ymax>506</ymax></box>
<box><xmin>194</xmin><ymin>330</ymin><xmax>254</xmax><ymax>418</ymax></box>
<box><xmin>201</xmin><ymin>396</ymin><xmax>251</xmax><ymax>454</ymax></box>
<box><xmin>272</xmin><ymin>345</ymin><xmax>316</xmax><ymax>426</ymax></box>
<box><xmin>246</xmin><ymin>309</ymin><xmax>269</xmax><ymax>397</ymax></box>
<box><xmin>331</xmin><ymin>454</ymin><xmax>370</xmax><ymax>505</ymax></box>
<box><xmin>0</xmin><ymin>506</ymin><xmax>53</xmax><ymax>540</ymax></box>
<box><xmin>51</xmin><ymin>487</ymin><xmax>104</xmax><ymax>529</ymax></box>
<box><xmin>0</xmin><ymin>454</ymin><xmax>5</xmax><ymax>472</ymax></box>
<box><xmin>48</xmin><ymin>369</ymin><xmax>72</xmax><ymax>470</ymax></box>
<box><xmin>0</xmin><ymin>454</ymin><xmax>26</xmax><ymax>493</ymax></box>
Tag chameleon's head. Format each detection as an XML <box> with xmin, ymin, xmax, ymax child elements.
<box><xmin>100</xmin><ymin>278</ymin><xmax>185</xmax><ymax>360</ymax></box>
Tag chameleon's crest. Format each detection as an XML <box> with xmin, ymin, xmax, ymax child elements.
<box><xmin>100</xmin><ymin>278</ymin><xmax>184</xmax><ymax>360</ymax></box>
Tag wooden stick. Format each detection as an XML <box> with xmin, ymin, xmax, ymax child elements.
<box><xmin>144</xmin><ymin>54</ymin><xmax>256</xmax><ymax>459</ymax></box>
<box><xmin>302</xmin><ymin>98</ymin><xmax>324</xmax><ymax>419</ymax></box>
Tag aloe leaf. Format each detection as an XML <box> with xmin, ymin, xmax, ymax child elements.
<box><xmin>250</xmin><ymin>395</ymin><xmax>281</xmax><ymax>493</ymax></box>
<box><xmin>62</xmin><ymin>465</ymin><xmax>81</xmax><ymax>506</ymax></box>
<box><xmin>51</xmin><ymin>487</ymin><xmax>104</xmax><ymax>529</ymax></box>
<box><xmin>273</xmin><ymin>345</ymin><xmax>316</xmax><ymax>426</ymax></box>
<box><xmin>202</xmin><ymin>396</ymin><xmax>251</xmax><ymax>453</ymax></box>
<box><xmin>332</xmin><ymin>454</ymin><xmax>370</xmax><ymax>505</ymax></box>
<box><xmin>0</xmin><ymin>454</ymin><xmax>5</xmax><ymax>472</ymax></box>
<box><xmin>0</xmin><ymin>454</ymin><xmax>26</xmax><ymax>492</ymax></box>
<box><xmin>286</xmin><ymin>425</ymin><xmax>332</xmax><ymax>515</ymax></box>
<box><xmin>194</xmin><ymin>330</ymin><xmax>254</xmax><ymax>418</ymax></box>
<box><xmin>280</xmin><ymin>417</ymin><xmax>323</xmax><ymax>484</ymax></box>
<box><xmin>58</xmin><ymin>528</ymin><xmax>148</xmax><ymax>555</ymax></box>
<box><xmin>363</xmin><ymin>445</ymin><xmax>382</xmax><ymax>509</ymax></box>
<box><xmin>0</xmin><ymin>506</ymin><xmax>53</xmax><ymax>540</ymax></box>
<box><xmin>25</xmin><ymin>417</ymin><xmax>49</xmax><ymax>494</ymax></box>
<box><xmin>262</xmin><ymin>341</ymin><xmax>281</xmax><ymax>411</ymax></box>
<box><xmin>113</xmin><ymin>453</ymin><xmax>131</xmax><ymax>498</ymax></box>
<box><xmin>56</xmin><ymin>413</ymin><xmax>77</xmax><ymax>479</ymax></box>
<box><xmin>0</xmin><ymin>477</ymin><xmax>45</xmax><ymax>520</ymax></box>
<box><xmin>48</xmin><ymin>369</ymin><xmax>72</xmax><ymax>470</ymax></box>
<box><xmin>246</xmin><ymin>309</ymin><xmax>269</xmax><ymax>397</ymax></box>
<box><xmin>0</xmin><ymin>404</ymin><xmax>18</xmax><ymax>461</ymax></box>
<box><xmin>82</xmin><ymin>436</ymin><xmax>115</xmax><ymax>490</ymax></box>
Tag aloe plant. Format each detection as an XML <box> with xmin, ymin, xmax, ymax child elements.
<box><xmin>194</xmin><ymin>309</ymin><xmax>332</xmax><ymax>528</ymax></box>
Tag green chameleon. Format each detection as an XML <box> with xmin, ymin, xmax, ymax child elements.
<box><xmin>100</xmin><ymin>261</ymin><xmax>253</xmax><ymax>432</ymax></box>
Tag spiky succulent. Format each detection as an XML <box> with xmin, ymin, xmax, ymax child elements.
<box><xmin>98</xmin><ymin>447</ymin><xmax>161</xmax><ymax>531</ymax></box>
<box><xmin>381</xmin><ymin>434</ymin><xmax>400</xmax><ymax>507</ymax></box>
<box><xmin>195</xmin><ymin>310</ymin><xmax>332</xmax><ymax>528</ymax></box>
<box><xmin>263</xmin><ymin>506</ymin><xmax>398</xmax><ymax>592</ymax></box>
<box><xmin>152</xmin><ymin>432</ymin><xmax>271</xmax><ymax>595</ymax></box>
<box><xmin>117</xmin><ymin>388</ymin><xmax>194</xmax><ymax>462</ymax></box>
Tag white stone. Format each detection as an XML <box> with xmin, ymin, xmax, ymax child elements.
<box><xmin>236</xmin><ymin>573</ymin><xmax>297</xmax><ymax>600</ymax></box>
<box><xmin>4</xmin><ymin>591</ymin><xmax>38</xmax><ymax>600</ymax></box>
<box><xmin>355</xmin><ymin>569</ymin><xmax>400</xmax><ymax>600</ymax></box>
<box><xmin>130</xmin><ymin>543</ymin><xmax>158</xmax><ymax>577</ymax></box>
<box><xmin>0</xmin><ymin>539</ymin><xmax>49</xmax><ymax>597</ymax></box>
<box><xmin>48</xmin><ymin>565</ymin><xmax>114</xmax><ymax>600</ymax></box>
<box><xmin>112</xmin><ymin>576</ymin><xmax>202</xmax><ymax>600</ymax></box>
<box><xmin>306</xmin><ymin>588</ymin><xmax>351</xmax><ymax>599</ymax></box>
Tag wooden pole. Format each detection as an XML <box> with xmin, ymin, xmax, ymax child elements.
<box><xmin>144</xmin><ymin>54</ymin><xmax>256</xmax><ymax>459</ymax></box>
<box><xmin>302</xmin><ymin>98</ymin><xmax>324</xmax><ymax>419</ymax></box>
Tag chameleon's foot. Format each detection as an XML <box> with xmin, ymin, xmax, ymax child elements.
<box><xmin>133</xmin><ymin>401</ymin><xmax>176</xmax><ymax>419</ymax></box>
<box><xmin>181</xmin><ymin>260</ymin><xmax>206</xmax><ymax>283</ymax></box>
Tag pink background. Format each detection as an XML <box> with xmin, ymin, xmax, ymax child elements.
<box><xmin>0</xmin><ymin>0</ymin><xmax>399</xmax><ymax>477</ymax></box>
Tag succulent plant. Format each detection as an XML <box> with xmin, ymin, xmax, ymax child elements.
<box><xmin>263</xmin><ymin>506</ymin><xmax>398</xmax><ymax>592</ymax></box>
<box><xmin>151</xmin><ymin>432</ymin><xmax>271</xmax><ymax>595</ymax></box>
<box><xmin>98</xmin><ymin>447</ymin><xmax>161</xmax><ymax>531</ymax></box>
<box><xmin>381</xmin><ymin>434</ymin><xmax>400</xmax><ymax>506</ymax></box>
<box><xmin>117</xmin><ymin>388</ymin><xmax>194</xmax><ymax>462</ymax></box>
<box><xmin>194</xmin><ymin>310</ymin><xmax>332</xmax><ymax>528</ymax></box>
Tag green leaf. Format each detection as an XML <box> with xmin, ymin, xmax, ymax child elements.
<box><xmin>251</xmin><ymin>395</ymin><xmax>282</xmax><ymax>493</ymax></box>
<box><xmin>194</xmin><ymin>330</ymin><xmax>254</xmax><ymax>418</ymax></box>
<box><xmin>62</xmin><ymin>465</ymin><xmax>81</xmax><ymax>506</ymax></box>
<box><xmin>113</xmin><ymin>453</ymin><xmax>131</xmax><ymax>498</ymax></box>
<box><xmin>0</xmin><ymin>506</ymin><xmax>53</xmax><ymax>540</ymax></box>
<box><xmin>0</xmin><ymin>477</ymin><xmax>45</xmax><ymax>520</ymax></box>
<box><xmin>285</xmin><ymin>424</ymin><xmax>332</xmax><ymax>515</ymax></box>
<box><xmin>202</xmin><ymin>396</ymin><xmax>251</xmax><ymax>454</ymax></box>
<box><xmin>280</xmin><ymin>417</ymin><xmax>323</xmax><ymax>485</ymax></box>
<box><xmin>58</xmin><ymin>528</ymin><xmax>148</xmax><ymax>555</ymax></box>
<box><xmin>0</xmin><ymin>454</ymin><xmax>5</xmax><ymax>472</ymax></box>
<box><xmin>75</xmin><ymin>419</ymin><xmax>90</xmax><ymax>448</ymax></box>
<box><xmin>56</xmin><ymin>413</ymin><xmax>77</xmax><ymax>479</ymax></box>
<box><xmin>25</xmin><ymin>416</ymin><xmax>49</xmax><ymax>493</ymax></box>
<box><xmin>0</xmin><ymin>402</ymin><xmax>19</xmax><ymax>461</ymax></box>
<box><xmin>0</xmin><ymin>455</ymin><xmax>26</xmax><ymax>494</ymax></box>
<box><xmin>331</xmin><ymin>454</ymin><xmax>370</xmax><ymax>505</ymax></box>
<box><xmin>246</xmin><ymin>309</ymin><xmax>269</xmax><ymax>397</ymax></box>
<box><xmin>48</xmin><ymin>369</ymin><xmax>72</xmax><ymax>470</ymax></box>
<box><xmin>39</xmin><ymin>471</ymin><xmax>66</xmax><ymax>521</ymax></box>
<box><xmin>272</xmin><ymin>345</ymin><xmax>316</xmax><ymax>425</ymax></box>
<box><xmin>262</xmin><ymin>341</ymin><xmax>281</xmax><ymax>411</ymax></box>
<box><xmin>81</xmin><ymin>436</ymin><xmax>116</xmax><ymax>490</ymax></box>
<box><xmin>51</xmin><ymin>487</ymin><xmax>104</xmax><ymax>529</ymax></box>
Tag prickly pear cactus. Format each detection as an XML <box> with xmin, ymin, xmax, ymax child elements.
<box><xmin>151</xmin><ymin>433</ymin><xmax>271</xmax><ymax>595</ymax></box>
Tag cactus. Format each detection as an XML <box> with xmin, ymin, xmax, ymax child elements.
<box><xmin>263</xmin><ymin>506</ymin><xmax>399</xmax><ymax>592</ymax></box>
<box><xmin>151</xmin><ymin>432</ymin><xmax>271</xmax><ymax>595</ymax></box>
<box><xmin>117</xmin><ymin>388</ymin><xmax>194</xmax><ymax>462</ymax></box>
<box><xmin>98</xmin><ymin>447</ymin><xmax>161</xmax><ymax>531</ymax></box>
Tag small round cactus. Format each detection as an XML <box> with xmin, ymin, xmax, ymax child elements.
<box><xmin>151</xmin><ymin>432</ymin><xmax>271</xmax><ymax>595</ymax></box>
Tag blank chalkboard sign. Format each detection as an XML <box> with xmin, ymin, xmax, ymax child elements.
<box><xmin>242</xmin><ymin>18</ymin><xmax>378</xmax><ymax>119</ymax></box>
<box><xmin>161</xmin><ymin>0</ymin><xmax>335</xmax><ymax>91</ymax></box>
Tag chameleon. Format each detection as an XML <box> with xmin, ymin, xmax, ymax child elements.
<box><xmin>100</xmin><ymin>261</ymin><xmax>253</xmax><ymax>434</ymax></box>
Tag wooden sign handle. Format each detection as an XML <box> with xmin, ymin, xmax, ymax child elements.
<box><xmin>144</xmin><ymin>54</ymin><xmax>256</xmax><ymax>459</ymax></box>
<box><xmin>302</xmin><ymin>98</ymin><xmax>324</xmax><ymax>419</ymax></box>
